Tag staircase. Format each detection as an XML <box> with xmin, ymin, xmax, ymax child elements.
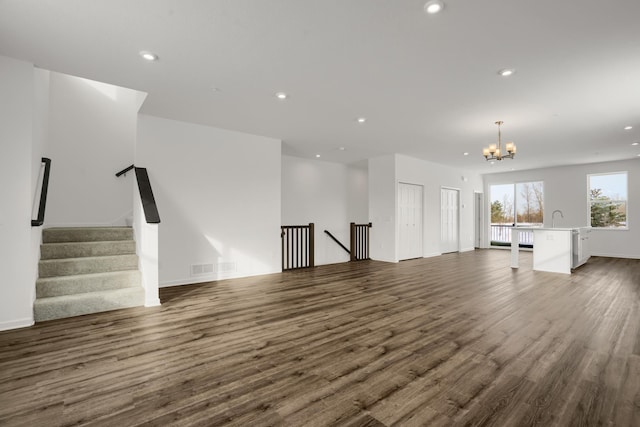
<box><xmin>34</xmin><ymin>227</ymin><xmax>145</xmax><ymax>322</ymax></box>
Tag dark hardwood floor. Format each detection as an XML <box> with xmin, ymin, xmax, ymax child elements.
<box><xmin>1</xmin><ymin>250</ymin><xmax>639</xmax><ymax>426</ymax></box>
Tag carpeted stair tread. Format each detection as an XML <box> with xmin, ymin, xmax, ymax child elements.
<box><xmin>33</xmin><ymin>287</ymin><xmax>145</xmax><ymax>322</ymax></box>
<box><xmin>36</xmin><ymin>270</ymin><xmax>141</xmax><ymax>298</ymax></box>
<box><xmin>43</xmin><ymin>227</ymin><xmax>133</xmax><ymax>243</ymax></box>
<box><xmin>39</xmin><ymin>254</ymin><xmax>139</xmax><ymax>277</ymax></box>
<box><xmin>40</xmin><ymin>240</ymin><xmax>136</xmax><ymax>259</ymax></box>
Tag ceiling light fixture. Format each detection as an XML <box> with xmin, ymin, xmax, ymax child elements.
<box><xmin>631</xmin><ymin>142</ymin><xmax>639</xmax><ymax>146</ymax></box>
<box><xmin>624</xmin><ymin>126</ymin><xmax>633</xmax><ymax>130</ymax></box>
<box><xmin>463</xmin><ymin>152</ymin><xmax>469</xmax><ymax>156</ymax></box>
<box><xmin>357</xmin><ymin>117</ymin><xmax>366</xmax><ymax>123</ymax></box>
<box><xmin>498</xmin><ymin>68</ymin><xmax>515</xmax><ymax>77</ymax></box>
<box><xmin>424</xmin><ymin>0</ymin><xmax>444</xmax><ymax>14</ymax></box>
<box><xmin>139</xmin><ymin>51</ymin><xmax>158</xmax><ymax>61</ymax></box>
<box><xmin>275</xmin><ymin>92</ymin><xmax>288</xmax><ymax>100</ymax></box>
<box><xmin>315</xmin><ymin>154</ymin><xmax>321</xmax><ymax>158</ymax></box>
<box><xmin>483</xmin><ymin>121</ymin><xmax>516</xmax><ymax>161</ymax></box>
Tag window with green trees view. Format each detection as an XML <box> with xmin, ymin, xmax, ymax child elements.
<box><xmin>588</xmin><ymin>172</ymin><xmax>627</xmax><ymax>228</ymax></box>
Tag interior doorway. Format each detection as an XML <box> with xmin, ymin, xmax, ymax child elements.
<box><xmin>398</xmin><ymin>182</ymin><xmax>423</xmax><ymax>260</ymax></box>
<box><xmin>441</xmin><ymin>187</ymin><xmax>460</xmax><ymax>253</ymax></box>
<box><xmin>474</xmin><ymin>191</ymin><xmax>483</xmax><ymax>248</ymax></box>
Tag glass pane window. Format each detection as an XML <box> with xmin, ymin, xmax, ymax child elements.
<box><xmin>489</xmin><ymin>181</ymin><xmax>543</xmax><ymax>247</ymax></box>
<box><xmin>516</xmin><ymin>181</ymin><xmax>544</xmax><ymax>226</ymax></box>
<box><xmin>589</xmin><ymin>172</ymin><xmax>628</xmax><ymax>228</ymax></box>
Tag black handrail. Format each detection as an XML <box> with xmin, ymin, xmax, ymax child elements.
<box><xmin>134</xmin><ymin>168</ymin><xmax>161</xmax><ymax>224</ymax></box>
<box><xmin>324</xmin><ymin>230</ymin><xmax>350</xmax><ymax>255</ymax></box>
<box><xmin>116</xmin><ymin>164</ymin><xmax>160</xmax><ymax>224</ymax></box>
<box><xmin>31</xmin><ymin>157</ymin><xmax>52</xmax><ymax>227</ymax></box>
<box><xmin>115</xmin><ymin>164</ymin><xmax>134</xmax><ymax>177</ymax></box>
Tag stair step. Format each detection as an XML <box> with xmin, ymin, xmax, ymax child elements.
<box><xmin>36</xmin><ymin>271</ymin><xmax>141</xmax><ymax>298</ymax></box>
<box><xmin>34</xmin><ymin>287</ymin><xmax>145</xmax><ymax>322</ymax></box>
<box><xmin>43</xmin><ymin>227</ymin><xmax>133</xmax><ymax>243</ymax></box>
<box><xmin>39</xmin><ymin>254</ymin><xmax>138</xmax><ymax>278</ymax></box>
<box><xmin>40</xmin><ymin>240</ymin><xmax>136</xmax><ymax>260</ymax></box>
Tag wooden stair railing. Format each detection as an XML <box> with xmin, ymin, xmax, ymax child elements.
<box><xmin>281</xmin><ymin>223</ymin><xmax>314</xmax><ymax>271</ymax></box>
<box><xmin>350</xmin><ymin>222</ymin><xmax>372</xmax><ymax>261</ymax></box>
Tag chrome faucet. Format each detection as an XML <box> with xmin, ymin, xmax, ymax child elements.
<box><xmin>552</xmin><ymin>209</ymin><xmax>564</xmax><ymax>228</ymax></box>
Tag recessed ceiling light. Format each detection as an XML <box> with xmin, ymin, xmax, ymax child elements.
<box><xmin>357</xmin><ymin>117</ymin><xmax>367</xmax><ymax>123</ymax></box>
<box><xmin>632</xmin><ymin>142</ymin><xmax>639</xmax><ymax>146</ymax></box>
<box><xmin>463</xmin><ymin>152</ymin><xmax>469</xmax><ymax>156</ymax></box>
<box><xmin>139</xmin><ymin>51</ymin><xmax>158</xmax><ymax>61</ymax></box>
<box><xmin>315</xmin><ymin>154</ymin><xmax>321</xmax><ymax>158</ymax></box>
<box><xmin>624</xmin><ymin>126</ymin><xmax>633</xmax><ymax>130</ymax></box>
<box><xmin>424</xmin><ymin>1</ymin><xmax>444</xmax><ymax>14</ymax></box>
<box><xmin>339</xmin><ymin>147</ymin><xmax>346</xmax><ymax>151</ymax></box>
<box><xmin>275</xmin><ymin>92</ymin><xmax>288</xmax><ymax>100</ymax></box>
<box><xmin>498</xmin><ymin>68</ymin><xmax>515</xmax><ymax>77</ymax></box>
<box><xmin>211</xmin><ymin>87</ymin><xmax>221</xmax><ymax>92</ymax></box>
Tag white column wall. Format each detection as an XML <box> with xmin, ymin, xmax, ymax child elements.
<box><xmin>281</xmin><ymin>155</ymin><xmax>368</xmax><ymax>266</ymax></box>
<box><xmin>368</xmin><ymin>155</ymin><xmax>398</xmax><ymax>262</ymax></box>
<box><xmin>136</xmin><ymin>114</ymin><xmax>282</xmax><ymax>286</ymax></box>
<box><xmin>0</xmin><ymin>56</ymin><xmax>35</xmax><ymax>330</ymax></box>
<box><xmin>396</xmin><ymin>154</ymin><xmax>483</xmax><ymax>256</ymax></box>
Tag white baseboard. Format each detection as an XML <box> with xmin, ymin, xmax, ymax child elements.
<box><xmin>160</xmin><ymin>269</ymin><xmax>279</xmax><ymax>288</ymax></box>
<box><xmin>0</xmin><ymin>317</ymin><xmax>34</xmax><ymax>332</ymax></box>
<box><xmin>460</xmin><ymin>247</ymin><xmax>476</xmax><ymax>253</ymax></box>
<box><xmin>590</xmin><ymin>252</ymin><xmax>640</xmax><ymax>259</ymax></box>
<box><xmin>422</xmin><ymin>252</ymin><xmax>441</xmax><ymax>258</ymax></box>
<box><xmin>144</xmin><ymin>298</ymin><xmax>161</xmax><ymax>307</ymax></box>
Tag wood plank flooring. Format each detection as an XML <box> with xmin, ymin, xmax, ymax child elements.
<box><xmin>1</xmin><ymin>250</ymin><xmax>640</xmax><ymax>426</ymax></box>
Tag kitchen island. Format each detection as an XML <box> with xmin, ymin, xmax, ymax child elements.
<box><xmin>510</xmin><ymin>227</ymin><xmax>591</xmax><ymax>274</ymax></box>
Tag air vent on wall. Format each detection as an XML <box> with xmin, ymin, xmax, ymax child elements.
<box><xmin>190</xmin><ymin>263</ymin><xmax>214</xmax><ymax>276</ymax></box>
<box><xmin>216</xmin><ymin>262</ymin><xmax>237</xmax><ymax>273</ymax></box>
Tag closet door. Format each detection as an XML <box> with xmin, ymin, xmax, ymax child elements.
<box><xmin>398</xmin><ymin>183</ymin><xmax>423</xmax><ymax>260</ymax></box>
<box><xmin>441</xmin><ymin>188</ymin><xmax>460</xmax><ymax>253</ymax></box>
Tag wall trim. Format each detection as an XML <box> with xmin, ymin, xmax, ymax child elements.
<box><xmin>590</xmin><ymin>253</ymin><xmax>640</xmax><ymax>260</ymax></box>
<box><xmin>0</xmin><ymin>317</ymin><xmax>34</xmax><ymax>332</ymax></box>
<box><xmin>422</xmin><ymin>252</ymin><xmax>442</xmax><ymax>258</ymax></box>
<box><xmin>460</xmin><ymin>247</ymin><xmax>475</xmax><ymax>253</ymax></box>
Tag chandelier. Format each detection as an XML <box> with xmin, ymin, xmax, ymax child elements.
<box><xmin>483</xmin><ymin>121</ymin><xmax>516</xmax><ymax>161</ymax></box>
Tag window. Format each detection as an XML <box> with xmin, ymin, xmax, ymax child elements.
<box><xmin>489</xmin><ymin>181</ymin><xmax>544</xmax><ymax>247</ymax></box>
<box><xmin>588</xmin><ymin>172</ymin><xmax>627</xmax><ymax>229</ymax></box>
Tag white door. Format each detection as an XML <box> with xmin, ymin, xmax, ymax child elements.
<box><xmin>398</xmin><ymin>183</ymin><xmax>423</xmax><ymax>260</ymax></box>
<box><xmin>441</xmin><ymin>188</ymin><xmax>460</xmax><ymax>253</ymax></box>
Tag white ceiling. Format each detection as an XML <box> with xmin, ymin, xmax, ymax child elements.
<box><xmin>1</xmin><ymin>0</ymin><xmax>639</xmax><ymax>173</ymax></box>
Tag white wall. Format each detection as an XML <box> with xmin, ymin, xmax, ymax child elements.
<box><xmin>483</xmin><ymin>158</ymin><xmax>640</xmax><ymax>258</ymax></box>
<box><xmin>29</xmin><ymin>68</ymin><xmax>51</xmax><ymax>311</ymax></box>
<box><xmin>0</xmin><ymin>55</ymin><xmax>35</xmax><ymax>330</ymax></box>
<box><xmin>45</xmin><ymin>72</ymin><xmax>143</xmax><ymax>226</ymax></box>
<box><xmin>396</xmin><ymin>154</ymin><xmax>483</xmax><ymax>256</ymax></box>
<box><xmin>281</xmin><ymin>155</ymin><xmax>368</xmax><ymax>266</ymax></box>
<box><xmin>368</xmin><ymin>154</ymin><xmax>483</xmax><ymax>263</ymax></box>
<box><xmin>136</xmin><ymin>114</ymin><xmax>282</xmax><ymax>286</ymax></box>
<box><xmin>368</xmin><ymin>155</ymin><xmax>398</xmax><ymax>262</ymax></box>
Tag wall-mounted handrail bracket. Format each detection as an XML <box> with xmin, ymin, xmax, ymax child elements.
<box><xmin>115</xmin><ymin>164</ymin><xmax>135</xmax><ymax>177</ymax></box>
